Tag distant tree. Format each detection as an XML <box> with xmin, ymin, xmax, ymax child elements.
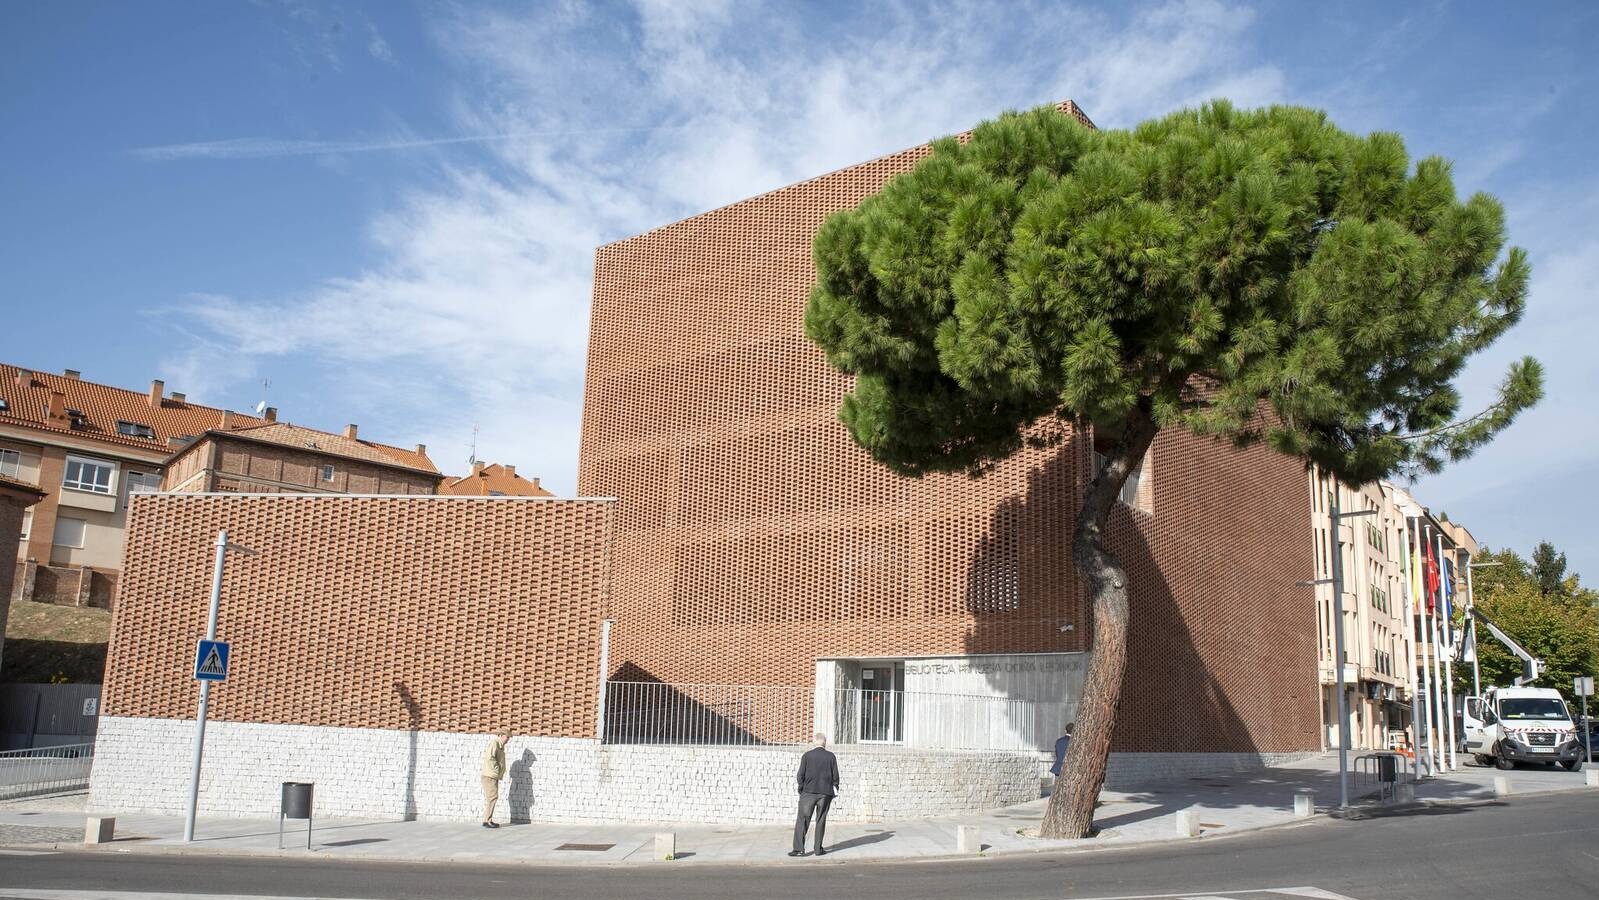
<box><xmin>1465</xmin><ymin>577</ymin><xmax>1599</xmax><ymax>704</ymax></box>
<box><xmin>806</xmin><ymin>101</ymin><xmax>1542</xmax><ymax>838</ymax></box>
<box><xmin>1532</xmin><ymin>540</ymin><xmax>1569</xmax><ymax>597</ymax></box>
<box><xmin>1468</xmin><ymin>546</ymin><xmax>1531</xmax><ymax>595</ymax></box>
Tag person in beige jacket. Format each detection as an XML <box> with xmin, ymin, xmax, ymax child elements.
<box><xmin>480</xmin><ymin>731</ymin><xmax>510</xmax><ymax>828</ymax></box>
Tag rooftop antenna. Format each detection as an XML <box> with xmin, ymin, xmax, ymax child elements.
<box><xmin>467</xmin><ymin>424</ymin><xmax>479</xmax><ymax>467</ymax></box>
<box><xmin>253</xmin><ymin>379</ymin><xmax>271</xmax><ymax>416</ymax></box>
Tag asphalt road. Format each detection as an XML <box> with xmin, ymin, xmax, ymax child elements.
<box><xmin>1</xmin><ymin>792</ymin><xmax>1596</xmax><ymax>900</ymax></box>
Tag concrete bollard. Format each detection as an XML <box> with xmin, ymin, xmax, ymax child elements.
<box><xmin>956</xmin><ymin>824</ymin><xmax>980</xmax><ymax>854</ymax></box>
<box><xmin>84</xmin><ymin>816</ymin><xmax>115</xmax><ymax>844</ymax></box>
<box><xmin>655</xmin><ymin>832</ymin><xmax>676</xmax><ymax>860</ymax></box>
<box><xmin>1394</xmin><ymin>782</ymin><xmax>1415</xmax><ymax>803</ymax></box>
<box><xmin>1293</xmin><ymin>790</ymin><xmax>1315</xmax><ymax>818</ymax></box>
<box><xmin>1585</xmin><ymin>769</ymin><xmax>1598</xmax><ymax>788</ymax></box>
<box><xmin>1176</xmin><ymin>809</ymin><xmax>1201</xmax><ymax>837</ymax></box>
<box><xmin>1494</xmin><ymin>776</ymin><xmax>1513</xmax><ymax>797</ymax></box>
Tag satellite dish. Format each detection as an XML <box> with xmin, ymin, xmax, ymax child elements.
<box><xmin>254</xmin><ymin>400</ymin><xmax>268</xmax><ymax>414</ymax></box>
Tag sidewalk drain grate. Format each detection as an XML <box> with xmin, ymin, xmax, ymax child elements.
<box><xmin>556</xmin><ymin>843</ymin><xmax>615</xmax><ymax>852</ymax></box>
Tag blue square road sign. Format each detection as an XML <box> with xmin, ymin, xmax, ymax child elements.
<box><xmin>194</xmin><ymin>639</ymin><xmax>230</xmax><ymax>682</ymax></box>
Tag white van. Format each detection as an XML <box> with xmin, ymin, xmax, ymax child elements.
<box><xmin>1460</xmin><ymin>686</ymin><xmax>1583</xmax><ymax>771</ymax></box>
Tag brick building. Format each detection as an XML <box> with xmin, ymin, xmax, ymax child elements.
<box><xmin>579</xmin><ymin>100</ymin><xmax>1322</xmax><ymax>777</ymax></box>
<box><xmin>0</xmin><ymin>364</ymin><xmax>268</xmax><ymax>606</ymax></box>
<box><xmin>161</xmin><ymin>422</ymin><xmax>439</xmax><ymax>495</ymax></box>
<box><xmin>439</xmin><ymin>462</ymin><xmax>552</xmax><ymax>497</ymax></box>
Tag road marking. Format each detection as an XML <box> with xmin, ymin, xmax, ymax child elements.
<box><xmin>1057</xmin><ymin>888</ymin><xmax>1361</xmax><ymax>900</ymax></box>
<box><xmin>0</xmin><ymin>849</ymin><xmax>58</xmax><ymax>856</ymax></box>
<box><xmin>0</xmin><ymin>892</ymin><xmax>386</xmax><ymax>900</ymax></box>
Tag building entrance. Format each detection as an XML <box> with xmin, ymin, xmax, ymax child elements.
<box><xmin>858</xmin><ymin>664</ymin><xmax>904</xmax><ymax>743</ymax></box>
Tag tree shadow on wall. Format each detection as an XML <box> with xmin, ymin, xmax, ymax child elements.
<box><xmin>602</xmin><ymin>662</ymin><xmax>775</xmax><ymax>745</ymax></box>
<box><xmin>958</xmin><ymin>443</ymin><xmax>1257</xmax><ymax>764</ymax></box>
<box><xmin>394</xmin><ymin>681</ymin><xmax>421</xmax><ymax>821</ymax></box>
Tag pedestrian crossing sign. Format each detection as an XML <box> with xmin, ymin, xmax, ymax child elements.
<box><xmin>194</xmin><ymin>639</ymin><xmax>230</xmax><ymax>682</ymax></box>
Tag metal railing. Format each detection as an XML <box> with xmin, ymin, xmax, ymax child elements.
<box><xmin>602</xmin><ymin>681</ymin><xmax>1073</xmax><ymax>752</ymax></box>
<box><xmin>0</xmin><ymin>742</ymin><xmax>95</xmax><ymax>800</ymax></box>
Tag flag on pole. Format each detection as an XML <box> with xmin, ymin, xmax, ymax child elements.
<box><xmin>1461</xmin><ymin>619</ymin><xmax>1477</xmax><ymax>663</ymax></box>
<box><xmin>1440</xmin><ymin>556</ymin><xmax>1454</xmax><ymax>620</ymax></box>
<box><xmin>1423</xmin><ymin>544</ymin><xmax>1440</xmax><ymax>615</ymax></box>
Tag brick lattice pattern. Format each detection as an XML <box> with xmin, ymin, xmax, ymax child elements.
<box><xmin>579</xmin><ymin>100</ymin><xmax>1319</xmax><ymax>753</ymax></box>
<box><xmin>102</xmin><ymin>495</ymin><xmax>615</xmax><ymax>738</ymax></box>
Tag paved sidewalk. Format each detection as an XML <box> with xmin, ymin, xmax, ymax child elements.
<box><xmin>0</xmin><ymin>754</ymin><xmax>1590</xmax><ymax>866</ymax></box>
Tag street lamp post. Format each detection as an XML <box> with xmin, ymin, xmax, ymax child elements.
<box><xmin>1464</xmin><ymin>560</ymin><xmax>1502</xmax><ymax>699</ymax></box>
<box><xmin>183</xmin><ymin>529</ymin><xmax>255</xmax><ymax>843</ymax></box>
<box><xmin>1304</xmin><ymin>490</ymin><xmax>1377</xmax><ymax>811</ymax></box>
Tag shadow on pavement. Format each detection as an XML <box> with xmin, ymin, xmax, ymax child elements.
<box><xmin>829</xmin><ymin>831</ymin><xmax>896</xmax><ymax>852</ymax></box>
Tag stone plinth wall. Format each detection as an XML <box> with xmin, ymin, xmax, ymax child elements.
<box><xmin>90</xmin><ymin>716</ymin><xmax>1039</xmax><ymax>824</ymax></box>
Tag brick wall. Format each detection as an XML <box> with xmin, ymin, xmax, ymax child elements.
<box><xmin>0</xmin><ymin>495</ymin><xmax>26</xmax><ymax>674</ymax></box>
<box><xmin>17</xmin><ymin>562</ymin><xmax>115</xmax><ymax>608</ymax></box>
<box><xmin>579</xmin><ymin>102</ymin><xmax>1319</xmax><ymax>755</ymax></box>
<box><xmin>102</xmin><ymin>494</ymin><xmax>615</xmax><ymax>737</ymax></box>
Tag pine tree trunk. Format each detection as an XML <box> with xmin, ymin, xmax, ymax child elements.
<box><xmin>1038</xmin><ymin>398</ymin><xmax>1160</xmax><ymax>840</ymax></box>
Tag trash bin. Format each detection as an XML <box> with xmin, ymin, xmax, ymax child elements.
<box><xmin>1377</xmin><ymin>754</ymin><xmax>1397</xmax><ymax>783</ymax></box>
<box><xmin>279</xmin><ymin>781</ymin><xmax>314</xmax><ymax>849</ymax></box>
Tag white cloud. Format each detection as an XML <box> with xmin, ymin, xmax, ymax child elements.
<box><xmin>367</xmin><ymin>24</ymin><xmax>395</xmax><ymax>63</ymax></box>
<box><xmin>163</xmin><ymin>0</ymin><xmax>1292</xmax><ymax>491</ymax></box>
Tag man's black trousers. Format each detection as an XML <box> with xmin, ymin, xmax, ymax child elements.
<box><xmin>793</xmin><ymin>792</ymin><xmax>833</xmax><ymax>854</ymax></box>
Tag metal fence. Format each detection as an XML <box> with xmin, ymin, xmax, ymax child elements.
<box><xmin>0</xmin><ymin>684</ymin><xmax>101</xmax><ymax>751</ymax></box>
<box><xmin>602</xmin><ymin>681</ymin><xmax>1071</xmax><ymax>752</ymax></box>
<box><xmin>603</xmin><ymin>682</ymin><xmax>812</xmax><ymax>746</ymax></box>
<box><xmin>0</xmin><ymin>742</ymin><xmax>95</xmax><ymax>800</ymax></box>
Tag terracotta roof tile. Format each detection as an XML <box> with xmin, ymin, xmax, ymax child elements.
<box><xmin>0</xmin><ymin>363</ymin><xmax>265</xmax><ymax>454</ymax></box>
<box><xmin>440</xmin><ymin>463</ymin><xmax>552</xmax><ymax>496</ymax></box>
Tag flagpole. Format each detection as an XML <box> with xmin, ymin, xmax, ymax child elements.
<box><xmin>1410</xmin><ymin>518</ymin><xmax>1434</xmax><ymax>776</ymax></box>
<box><xmin>1399</xmin><ymin>516</ymin><xmax>1424</xmax><ymax>780</ymax></box>
<box><xmin>1425</xmin><ymin>523</ymin><xmax>1448</xmax><ymax>773</ymax></box>
<box><xmin>1437</xmin><ymin>530</ymin><xmax>1459</xmax><ymax>771</ymax></box>
<box><xmin>1465</xmin><ymin>554</ymin><xmax>1481</xmax><ymax>697</ymax></box>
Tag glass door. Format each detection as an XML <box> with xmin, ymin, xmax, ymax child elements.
<box><xmin>859</xmin><ymin>664</ymin><xmax>902</xmax><ymax>742</ymax></box>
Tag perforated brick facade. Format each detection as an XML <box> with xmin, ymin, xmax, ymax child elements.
<box><xmin>579</xmin><ymin>100</ymin><xmax>1319</xmax><ymax>754</ymax></box>
<box><xmin>101</xmin><ymin>494</ymin><xmax>614</xmax><ymax>737</ymax></box>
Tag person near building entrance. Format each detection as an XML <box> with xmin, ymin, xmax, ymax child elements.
<box><xmin>791</xmin><ymin>733</ymin><xmax>840</xmax><ymax>857</ymax></box>
<box><xmin>480</xmin><ymin>730</ymin><xmax>510</xmax><ymax>828</ymax></box>
<box><xmin>1050</xmin><ymin>722</ymin><xmax>1075</xmax><ymax>778</ymax></box>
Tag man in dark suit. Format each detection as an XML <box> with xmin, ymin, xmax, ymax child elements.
<box><xmin>1050</xmin><ymin>722</ymin><xmax>1075</xmax><ymax>778</ymax></box>
<box><xmin>791</xmin><ymin>732</ymin><xmax>840</xmax><ymax>857</ymax></box>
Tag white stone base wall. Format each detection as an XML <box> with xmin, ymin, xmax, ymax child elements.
<box><xmin>1103</xmin><ymin>751</ymin><xmax>1320</xmax><ymax>789</ymax></box>
<box><xmin>89</xmin><ymin>717</ymin><xmax>1039</xmax><ymax>824</ymax></box>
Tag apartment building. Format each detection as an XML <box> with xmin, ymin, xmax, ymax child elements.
<box><xmin>439</xmin><ymin>462</ymin><xmax>552</xmax><ymax>497</ymax></box>
<box><xmin>0</xmin><ymin>365</ymin><xmax>268</xmax><ymax>606</ymax></box>
<box><xmin>161</xmin><ymin>423</ymin><xmax>439</xmax><ymax>495</ymax></box>
<box><xmin>1308</xmin><ymin>471</ymin><xmax>1418</xmax><ymax>752</ymax></box>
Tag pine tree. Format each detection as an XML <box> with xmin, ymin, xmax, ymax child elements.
<box><xmin>1532</xmin><ymin>541</ymin><xmax>1569</xmax><ymax>597</ymax></box>
<box><xmin>806</xmin><ymin>101</ymin><xmax>1542</xmax><ymax>838</ymax></box>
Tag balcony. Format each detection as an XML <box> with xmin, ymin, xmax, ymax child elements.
<box><xmin>56</xmin><ymin>486</ymin><xmax>115</xmax><ymax>513</ymax></box>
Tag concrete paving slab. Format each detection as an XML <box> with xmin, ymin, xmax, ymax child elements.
<box><xmin>2</xmin><ymin>752</ymin><xmax>1590</xmax><ymax>866</ymax></box>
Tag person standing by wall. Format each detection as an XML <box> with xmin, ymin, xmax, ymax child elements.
<box><xmin>480</xmin><ymin>731</ymin><xmax>509</xmax><ymax>828</ymax></box>
<box><xmin>791</xmin><ymin>733</ymin><xmax>840</xmax><ymax>857</ymax></box>
<box><xmin>1050</xmin><ymin>722</ymin><xmax>1075</xmax><ymax>779</ymax></box>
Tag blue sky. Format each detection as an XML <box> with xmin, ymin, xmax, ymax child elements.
<box><xmin>2</xmin><ymin>0</ymin><xmax>1595</xmax><ymax>574</ymax></box>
